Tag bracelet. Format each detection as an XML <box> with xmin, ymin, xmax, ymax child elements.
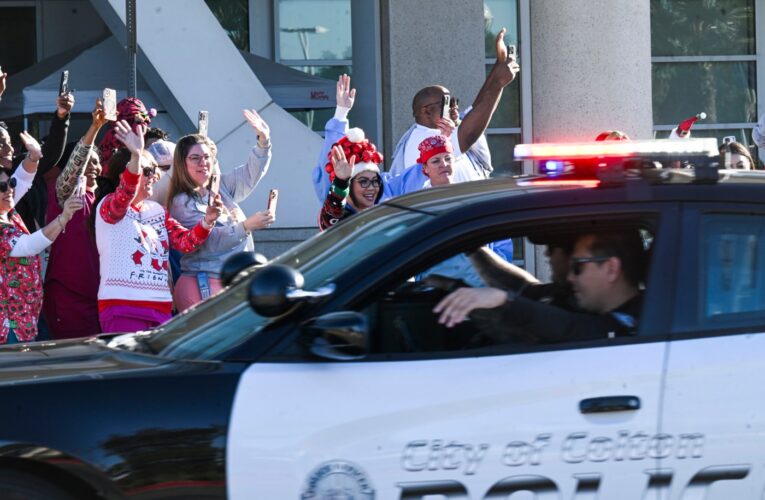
<box><xmin>26</xmin><ymin>151</ymin><xmax>41</xmax><ymax>163</ymax></box>
<box><xmin>257</xmin><ymin>137</ymin><xmax>271</xmax><ymax>149</ymax></box>
<box><xmin>201</xmin><ymin>218</ymin><xmax>213</xmax><ymax>230</ymax></box>
<box><xmin>56</xmin><ymin>214</ymin><xmax>67</xmax><ymax>233</ymax></box>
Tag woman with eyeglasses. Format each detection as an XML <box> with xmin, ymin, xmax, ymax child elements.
<box><xmin>167</xmin><ymin>109</ymin><xmax>273</xmax><ymax>312</ymax></box>
<box><xmin>95</xmin><ymin>121</ymin><xmax>223</xmax><ymax>333</ymax></box>
<box><xmin>319</xmin><ymin>127</ymin><xmax>384</xmax><ymax>231</ymax></box>
<box><xmin>0</xmin><ymin>153</ymin><xmax>84</xmax><ymax>344</ymax></box>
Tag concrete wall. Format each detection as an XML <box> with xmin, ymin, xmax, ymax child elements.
<box><xmin>529</xmin><ymin>0</ymin><xmax>653</xmax><ymax>141</ymax></box>
<box><xmin>39</xmin><ymin>1</ymin><xmax>108</xmax><ymax>59</ymax></box>
<box><xmin>380</xmin><ymin>0</ymin><xmax>486</xmax><ymax>166</ymax></box>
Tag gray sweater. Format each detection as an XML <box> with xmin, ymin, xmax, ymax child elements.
<box><xmin>169</xmin><ymin>143</ymin><xmax>271</xmax><ymax>277</ymax></box>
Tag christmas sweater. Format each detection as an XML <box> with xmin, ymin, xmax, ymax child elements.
<box><xmin>96</xmin><ymin>170</ymin><xmax>210</xmax><ymax>313</ymax></box>
<box><xmin>0</xmin><ymin>212</ymin><xmax>43</xmax><ymax>343</ymax></box>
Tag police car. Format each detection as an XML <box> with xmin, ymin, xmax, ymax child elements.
<box><xmin>0</xmin><ymin>139</ymin><xmax>762</xmax><ymax>499</ymax></box>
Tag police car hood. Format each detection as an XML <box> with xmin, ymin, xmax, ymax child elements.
<box><xmin>0</xmin><ymin>336</ymin><xmax>169</xmax><ymax>386</ymax></box>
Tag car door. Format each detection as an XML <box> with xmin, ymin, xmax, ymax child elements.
<box><xmin>659</xmin><ymin>204</ymin><xmax>765</xmax><ymax>499</ymax></box>
<box><xmin>226</xmin><ymin>204</ymin><xmax>678</xmax><ymax>499</ymax></box>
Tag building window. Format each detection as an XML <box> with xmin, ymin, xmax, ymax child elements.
<box><xmin>484</xmin><ymin>0</ymin><xmax>523</xmax><ymax>176</ymax></box>
<box><xmin>276</xmin><ymin>0</ymin><xmax>352</xmax><ymax>131</ymax></box>
<box><xmin>651</xmin><ymin>0</ymin><xmax>757</xmax><ymax>151</ymax></box>
<box><xmin>206</xmin><ymin>0</ymin><xmax>250</xmax><ymax>51</ymax></box>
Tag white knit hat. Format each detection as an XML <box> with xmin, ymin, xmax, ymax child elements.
<box><xmin>147</xmin><ymin>140</ymin><xmax>176</xmax><ymax>167</ymax></box>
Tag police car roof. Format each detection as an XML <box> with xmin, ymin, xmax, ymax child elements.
<box><xmin>380</xmin><ymin>170</ymin><xmax>765</xmax><ymax>217</ymax></box>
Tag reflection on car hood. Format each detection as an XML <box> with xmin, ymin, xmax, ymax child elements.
<box><xmin>0</xmin><ymin>336</ymin><xmax>167</xmax><ymax>386</ymax></box>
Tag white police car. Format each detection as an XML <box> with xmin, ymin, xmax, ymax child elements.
<box><xmin>0</xmin><ymin>139</ymin><xmax>762</xmax><ymax>499</ymax></box>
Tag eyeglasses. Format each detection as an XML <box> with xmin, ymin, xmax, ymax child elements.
<box><xmin>142</xmin><ymin>166</ymin><xmax>158</xmax><ymax>178</ymax></box>
<box><xmin>354</xmin><ymin>178</ymin><xmax>381</xmax><ymax>189</ymax></box>
<box><xmin>187</xmin><ymin>154</ymin><xmax>212</xmax><ymax>165</ymax></box>
<box><xmin>570</xmin><ymin>256</ymin><xmax>612</xmax><ymax>276</ymax></box>
<box><xmin>0</xmin><ymin>177</ymin><xmax>17</xmax><ymax>193</ymax></box>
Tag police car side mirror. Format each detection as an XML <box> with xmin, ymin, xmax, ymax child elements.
<box><xmin>301</xmin><ymin>312</ymin><xmax>369</xmax><ymax>361</ymax></box>
<box><xmin>221</xmin><ymin>251</ymin><xmax>268</xmax><ymax>287</ymax></box>
<box><xmin>248</xmin><ymin>264</ymin><xmax>336</xmax><ymax>317</ymax></box>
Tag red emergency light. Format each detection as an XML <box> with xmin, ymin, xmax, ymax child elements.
<box><xmin>514</xmin><ymin>139</ymin><xmax>719</xmax><ymax>161</ymax></box>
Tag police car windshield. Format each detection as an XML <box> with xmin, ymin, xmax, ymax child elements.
<box><xmin>130</xmin><ymin>202</ymin><xmax>431</xmax><ymax>360</ymax></box>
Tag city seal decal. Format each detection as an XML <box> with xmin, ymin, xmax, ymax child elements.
<box><xmin>301</xmin><ymin>460</ymin><xmax>375</xmax><ymax>499</ymax></box>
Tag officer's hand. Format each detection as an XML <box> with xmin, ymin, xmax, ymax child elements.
<box><xmin>433</xmin><ymin>287</ymin><xmax>507</xmax><ymax>328</ymax></box>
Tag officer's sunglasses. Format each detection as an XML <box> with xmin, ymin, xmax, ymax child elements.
<box><xmin>570</xmin><ymin>256</ymin><xmax>611</xmax><ymax>276</ymax></box>
<box><xmin>0</xmin><ymin>177</ymin><xmax>17</xmax><ymax>193</ymax></box>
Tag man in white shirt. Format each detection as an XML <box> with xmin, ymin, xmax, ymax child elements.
<box><xmin>389</xmin><ymin>28</ymin><xmax>519</xmax><ymax>182</ymax></box>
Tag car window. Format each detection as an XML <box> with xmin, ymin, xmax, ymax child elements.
<box><xmin>702</xmin><ymin>214</ymin><xmax>765</xmax><ymax>321</ymax></box>
<box><xmin>350</xmin><ymin>217</ymin><xmax>658</xmax><ymax>358</ymax></box>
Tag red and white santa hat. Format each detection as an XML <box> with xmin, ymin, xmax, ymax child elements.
<box><xmin>669</xmin><ymin>112</ymin><xmax>707</xmax><ymax>140</ymax></box>
<box><xmin>325</xmin><ymin>127</ymin><xmax>383</xmax><ymax>182</ymax></box>
<box><xmin>417</xmin><ymin>135</ymin><xmax>453</xmax><ymax>165</ymax></box>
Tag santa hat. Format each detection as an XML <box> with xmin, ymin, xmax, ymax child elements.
<box><xmin>669</xmin><ymin>112</ymin><xmax>707</xmax><ymax>140</ymax></box>
<box><xmin>417</xmin><ymin>135</ymin><xmax>453</xmax><ymax>165</ymax></box>
<box><xmin>325</xmin><ymin>127</ymin><xmax>383</xmax><ymax>182</ymax></box>
<box><xmin>595</xmin><ymin>130</ymin><xmax>630</xmax><ymax>141</ymax></box>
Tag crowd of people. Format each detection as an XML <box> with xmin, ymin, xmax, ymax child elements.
<box><xmin>0</xmin><ymin>23</ymin><xmax>760</xmax><ymax>346</ymax></box>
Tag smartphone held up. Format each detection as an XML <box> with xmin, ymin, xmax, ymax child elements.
<box><xmin>103</xmin><ymin>88</ymin><xmax>117</xmax><ymax>121</ymax></box>
<box><xmin>198</xmin><ymin>111</ymin><xmax>209</xmax><ymax>138</ymax></box>
<box><xmin>267</xmin><ymin>189</ymin><xmax>278</xmax><ymax>216</ymax></box>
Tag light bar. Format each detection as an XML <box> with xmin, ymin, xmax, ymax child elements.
<box><xmin>514</xmin><ymin>139</ymin><xmax>719</xmax><ymax>161</ymax></box>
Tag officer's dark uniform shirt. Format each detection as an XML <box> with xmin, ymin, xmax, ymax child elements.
<box><xmin>490</xmin><ymin>292</ymin><xmax>643</xmax><ymax>343</ymax></box>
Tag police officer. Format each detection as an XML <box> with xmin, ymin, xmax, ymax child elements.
<box><xmin>434</xmin><ymin>230</ymin><xmax>646</xmax><ymax>343</ymax></box>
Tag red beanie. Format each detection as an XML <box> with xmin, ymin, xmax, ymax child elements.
<box><xmin>417</xmin><ymin>135</ymin><xmax>453</xmax><ymax>165</ymax></box>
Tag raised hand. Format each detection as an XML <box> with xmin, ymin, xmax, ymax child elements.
<box><xmin>91</xmin><ymin>99</ymin><xmax>109</xmax><ymax>130</ymax></box>
<box><xmin>336</xmin><ymin>74</ymin><xmax>356</xmax><ymax>110</ymax></box>
<box><xmin>19</xmin><ymin>131</ymin><xmax>42</xmax><ymax>161</ymax></box>
<box><xmin>56</xmin><ymin>93</ymin><xmax>75</xmax><ymax>119</ymax></box>
<box><xmin>243</xmin><ymin>109</ymin><xmax>270</xmax><ymax>146</ymax></box>
<box><xmin>204</xmin><ymin>194</ymin><xmax>224</xmax><ymax>226</ymax></box>
<box><xmin>492</xmin><ymin>28</ymin><xmax>520</xmax><ymax>88</ymax></box>
<box><xmin>114</xmin><ymin>119</ymin><xmax>146</xmax><ymax>154</ymax></box>
<box><xmin>243</xmin><ymin>209</ymin><xmax>275</xmax><ymax>232</ymax></box>
<box><xmin>436</xmin><ymin>117</ymin><xmax>456</xmax><ymax>138</ymax></box>
<box><xmin>61</xmin><ymin>194</ymin><xmax>85</xmax><ymax>219</ymax></box>
<box><xmin>330</xmin><ymin>144</ymin><xmax>354</xmax><ymax>180</ymax></box>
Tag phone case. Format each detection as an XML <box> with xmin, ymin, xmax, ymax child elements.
<box><xmin>441</xmin><ymin>95</ymin><xmax>451</xmax><ymax>120</ymax></box>
<box><xmin>103</xmin><ymin>89</ymin><xmax>117</xmax><ymax>121</ymax></box>
<box><xmin>268</xmin><ymin>189</ymin><xmax>279</xmax><ymax>213</ymax></box>
<box><xmin>59</xmin><ymin>71</ymin><xmax>69</xmax><ymax>96</ymax></box>
<box><xmin>198</xmin><ymin>111</ymin><xmax>209</xmax><ymax>137</ymax></box>
<box><xmin>207</xmin><ymin>173</ymin><xmax>220</xmax><ymax>206</ymax></box>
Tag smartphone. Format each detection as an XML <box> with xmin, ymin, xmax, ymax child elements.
<box><xmin>198</xmin><ymin>111</ymin><xmax>209</xmax><ymax>137</ymax></box>
<box><xmin>507</xmin><ymin>44</ymin><xmax>517</xmax><ymax>62</ymax></box>
<box><xmin>267</xmin><ymin>189</ymin><xmax>279</xmax><ymax>215</ymax></box>
<box><xmin>103</xmin><ymin>88</ymin><xmax>117</xmax><ymax>121</ymax></box>
<box><xmin>441</xmin><ymin>94</ymin><xmax>451</xmax><ymax>120</ymax></box>
<box><xmin>72</xmin><ymin>175</ymin><xmax>86</xmax><ymax>198</ymax></box>
<box><xmin>59</xmin><ymin>70</ymin><xmax>69</xmax><ymax>96</ymax></box>
<box><xmin>723</xmin><ymin>135</ymin><xmax>736</xmax><ymax>144</ymax></box>
<box><xmin>207</xmin><ymin>173</ymin><xmax>220</xmax><ymax>206</ymax></box>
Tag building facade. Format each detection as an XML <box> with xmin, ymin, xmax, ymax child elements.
<box><xmin>0</xmin><ymin>0</ymin><xmax>762</xmax><ymax>261</ymax></box>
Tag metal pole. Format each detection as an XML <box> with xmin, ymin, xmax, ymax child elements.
<box><xmin>126</xmin><ymin>0</ymin><xmax>137</xmax><ymax>97</ymax></box>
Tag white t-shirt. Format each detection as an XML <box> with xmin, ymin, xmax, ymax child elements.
<box><xmin>396</xmin><ymin>124</ymin><xmax>481</xmax><ymax>183</ymax></box>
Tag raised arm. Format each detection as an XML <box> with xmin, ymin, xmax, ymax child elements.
<box><xmin>469</xmin><ymin>246</ymin><xmax>538</xmax><ymax>291</ymax></box>
<box><xmin>457</xmin><ymin>28</ymin><xmax>520</xmax><ymax>153</ymax></box>
<box><xmin>56</xmin><ymin>99</ymin><xmax>109</xmax><ymax>205</ymax></box>
<box><xmin>7</xmin><ymin>195</ymin><xmax>84</xmax><ymax>257</ymax></box>
<box><xmin>312</xmin><ymin>74</ymin><xmax>354</xmax><ymax>201</ymax></box>
<box><xmin>38</xmin><ymin>93</ymin><xmax>74</xmax><ymax>176</ymax></box>
<box><xmin>219</xmin><ymin>109</ymin><xmax>272</xmax><ymax>203</ymax></box>
<box><xmin>98</xmin><ymin>120</ymin><xmax>146</xmax><ymax>224</ymax></box>
<box><xmin>164</xmin><ymin>199</ymin><xmax>221</xmax><ymax>254</ymax></box>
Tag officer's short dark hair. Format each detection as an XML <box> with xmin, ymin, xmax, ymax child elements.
<box><xmin>585</xmin><ymin>229</ymin><xmax>647</xmax><ymax>287</ymax></box>
<box><xmin>0</xmin><ymin>121</ymin><xmax>8</xmax><ymax>132</ymax></box>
